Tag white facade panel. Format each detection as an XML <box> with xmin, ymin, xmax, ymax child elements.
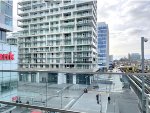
<box><xmin>73</xmin><ymin>74</ymin><xmax>76</xmax><ymax>84</ymax></box>
<box><xmin>58</xmin><ymin>73</ymin><xmax>66</xmax><ymax>84</ymax></box>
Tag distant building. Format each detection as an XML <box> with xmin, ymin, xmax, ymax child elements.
<box><xmin>97</xmin><ymin>22</ymin><xmax>109</xmax><ymax>69</ymax></box>
<box><xmin>109</xmin><ymin>55</ymin><xmax>113</xmax><ymax>63</ymax></box>
<box><xmin>128</xmin><ymin>53</ymin><xmax>141</xmax><ymax>61</ymax></box>
<box><xmin>7</xmin><ymin>32</ymin><xmax>19</xmax><ymax>45</ymax></box>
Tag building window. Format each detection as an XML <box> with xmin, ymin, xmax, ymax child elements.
<box><xmin>19</xmin><ymin>73</ymin><xmax>28</xmax><ymax>82</ymax></box>
<box><xmin>31</xmin><ymin>74</ymin><xmax>36</xmax><ymax>83</ymax></box>
<box><xmin>0</xmin><ymin>31</ymin><xmax>2</xmax><ymax>40</ymax></box>
<box><xmin>48</xmin><ymin>73</ymin><xmax>58</xmax><ymax>83</ymax></box>
<box><xmin>5</xmin><ymin>16</ymin><xmax>12</xmax><ymax>27</ymax></box>
<box><xmin>0</xmin><ymin>30</ymin><xmax>6</xmax><ymax>41</ymax></box>
<box><xmin>1</xmin><ymin>1</ymin><xmax>12</xmax><ymax>16</ymax></box>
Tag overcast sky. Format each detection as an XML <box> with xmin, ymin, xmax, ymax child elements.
<box><xmin>13</xmin><ymin>0</ymin><xmax>150</xmax><ymax>59</ymax></box>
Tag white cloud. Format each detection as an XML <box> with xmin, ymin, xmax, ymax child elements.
<box><xmin>97</xmin><ymin>0</ymin><xmax>150</xmax><ymax>57</ymax></box>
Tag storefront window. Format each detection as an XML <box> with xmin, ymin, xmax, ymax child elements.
<box><xmin>76</xmin><ymin>74</ymin><xmax>90</xmax><ymax>85</ymax></box>
<box><xmin>19</xmin><ymin>73</ymin><xmax>28</xmax><ymax>82</ymax></box>
<box><xmin>66</xmin><ymin>73</ymin><xmax>73</xmax><ymax>84</ymax></box>
<box><xmin>48</xmin><ymin>73</ymin><xmax>58</xmax><ymax>83</ymax></box>
<box><xmin>31</xmin><ymin>74</ymin><xmax>36</xmax><ymax>83</ymax></box>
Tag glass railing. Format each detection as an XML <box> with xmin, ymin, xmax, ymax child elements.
<box><xmin>0</xmin><ymin>70</ymin><xmax>149</xmax><ymax>113</ymax></box>
<box><xmin>77</xmin><ymin>27</ymin><xmax>92</xmax><ymax>31</ymax></box>
<box><xmin>76</xmin><ymin>13</ymin><xmax>91</xmax><ymax>16</ymax></box>
<box><xmin>50</xmin><ymin>24</ymin><xmax>59</xmax><ymax>27</ymax></box>
<box><xmin>76</xmin><ymin>6</ymin><xmax>92</xmax><ymax>10</ymax></box>
<box><xmin>48</xmin><ymin>18</ymin><xmax>60</xmax><ymax>21</ymax></box>
<box><xmin>61</xmin><ymin>22</ymin><xmax>75</xmax><ymax>26</ymax></box>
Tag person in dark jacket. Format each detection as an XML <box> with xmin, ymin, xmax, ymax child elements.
<box><xmin>108</xmin><ymin>96</ymin><xmax>111</xmax><ymax>104</ymax></box>
<box><xmin>96</xmin><ymin>94</ymin><xmax>99</xmax><ymax>104</ymax></box>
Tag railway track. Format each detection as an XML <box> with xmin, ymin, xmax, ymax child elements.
<box><xmin>136</xmin><ymin>75</ymin><xmax>150</xmax><ymax>86</ymax></box>
<box><xmin>128</xmin><ymin>75</ymin><xmax>150</xmax><ymax>94</ymax></box>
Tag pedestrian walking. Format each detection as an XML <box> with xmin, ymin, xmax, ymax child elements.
<box><xmin>19</xmin><ymin>100</ymin><xmax>22</xmax><ymax>103</ymax></box>
<box><xmin>16</xmin><ymin>100</ymin><xmax>18</xmax><ymax>103</ymax></box>
<box><xmin>26</xmin><ymin>101</ymin><xmax>29</xmax><ymax>104</ymax></box>
<box><xmin>96</xmin><ymin>94</ymin><xmax>99</xmax><ymax>104</ymax></box>
<box><xmin>108</xmin><ymin>96</ymin><xmax>111</xmax><ymax>104</ymax></box>
<box><xmin>84</xmin><ymin>88</ymin><xmax>88</xmax><ymax>93</ymax></box>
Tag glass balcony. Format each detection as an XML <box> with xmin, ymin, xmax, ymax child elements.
<box><xmin>76</xmin><ymin>13</ymin><xmax>92</xmax><ymax>18</ymax></box>
<box><xmin>76</xmin><ymin>6</ymin><xmax>92</xmax><ymax>10</ymax></box>
<box><xmin>50</xmin><ymin>24</ymin><xmax>59</xmax><ymax>27</ymax></box>
<box><xmin>61</xmin><ymin>22</ymin><xmax>75</xmax><ymax>26</ymax></box>
<box><xmin>77</xmin><ymin>27</ymin><xmax>92</xmax><ymax>31</ymax></box>
<box><xmin>48</xmin><ymin>18</ymin><xmax>60</xmax><ymax>21</ymax></box>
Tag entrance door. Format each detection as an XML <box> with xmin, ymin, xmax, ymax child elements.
<box><xmin>66</xmin><ymin>73</ymin><xmax>73</xmax><ymax>84</ymax></box>
<box><xmin>76</xmin><ymin>74</ymin><xmax>90</xmax><ymax>85</ymax></box>
<box><xmin>48</xmin><ymin>73</ymin><xmax>58</xmax><ymax>84</ymax></box>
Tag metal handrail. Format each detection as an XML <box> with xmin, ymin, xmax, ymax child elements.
<box><xmin>0</xmin><ymin>69</ymin><xmax>150</xmax><ymax>76</ymax></box>
<box><xmin>0</xmin><ymin>101</ymin><xmax>85</xmax><ymax>113</ymax></box>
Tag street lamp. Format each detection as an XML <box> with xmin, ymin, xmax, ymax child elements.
<box><xmin>46</xmin><ymin>80</ymin><xmax>48</xmax><ymax>107</ymax></box>
<box><xmin>57</xmin><ymin>87</ymin><xmax>65</xmax><ymax>109</ymax></box>
<box><xmin>141</xmin><ymin>37</ymin><xmax>148</xmax><ymax>113</ymax></box>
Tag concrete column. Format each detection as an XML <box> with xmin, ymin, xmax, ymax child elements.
<box><xmin>90</xmin><ymin>76</ymin><xmax>92</xmax><ymax>84</ymax></box>
<box><xmin>58</xmin><ymin>73</ymin><xmax>66</xmax><ymax>84</ymax></box>
<box><xmin>71</xmin><ymin>52</ymin><xmax>73</xmax><ymax>63</ymax></box>
<box><xmin>28</xmin><ymin>74</ymin><xmax>31</xmax><ymax>82</ymax></box>
<box><xmin>36</xmin><ymin>72</ymin><xmax>40</xmax><ymax>83</ymax></box>
<box><xmin>0</xmin><ymin>84</ymin><xmax>1</xmax><ymax>92</ymax></box>
<box><xmin>73</xmin><ymin>74</ymin><xmax>76</xmax><ymax>84</ymax></box>
<box><xmin>64</xmin><ymin>73</ymin><xmax>66</xmax><ymax>84</ymax></box>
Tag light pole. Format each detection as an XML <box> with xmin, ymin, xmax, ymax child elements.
<box><xmin>99</xmin><ymin>94</ymin><xmax>102</xmax><ymax>113</ymax></box>
<box><xmin>46</xmin><ymin>80</ymin><xmax>48</xmax><ymax>107</ymax></box>
<box><xmin>57</xmin><ymin>87</ymin><xmax>65</xmax><ymax>109</ymax></box>
<box><xmin>141</xmin><ymin>37</ymin><xmax>148</xmax><ymax>113</ymax></box>
<box><xmin>61</xmin><ymin>90</ymin><xmax>63</xmax><ymax>109</ymax></box>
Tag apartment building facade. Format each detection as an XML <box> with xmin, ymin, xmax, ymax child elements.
<box><xmin>17</xmin><ymin>0</ymin><xmax>97</xmax><ymax>84</ymax></box>
<box><xmin>97</xmin><ymin>22</ymin><xmax>109</xmax><ymax>70</ymax></box>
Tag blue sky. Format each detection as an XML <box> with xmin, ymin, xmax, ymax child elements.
<box><xmin>13</xmin><ymin>0</ymin><xmax>150</xmax><ymax>59</ymax></box>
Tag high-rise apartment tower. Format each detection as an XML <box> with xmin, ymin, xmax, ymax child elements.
<box><xmin>17</xmin><ymin>0</ymin><xmax>97</xmax><ymax>84</ymax></box>
<box><xmin>18</xmin><ymin>0</ymin><xmax>97</xmax><ymax>71</ymax></box>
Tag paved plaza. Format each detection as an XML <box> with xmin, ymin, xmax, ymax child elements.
<box><xmin>106</xmin><ymin>89</ymin><xmax>141</xmax><ymax>113</ymax></box>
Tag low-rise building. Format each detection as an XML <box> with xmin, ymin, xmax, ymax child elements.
<box><xmin>7</xmin><ymin>32</ymin><xmax>19</xmax><ymax>45</ymax></box>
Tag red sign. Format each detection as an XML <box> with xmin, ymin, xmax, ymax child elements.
<box><xmin>31</xmin><ymin>111</ymin><xmax>42</xmax><ymax>113</ymax></box>
<box><xmin>0</xmin><ymin>52</ymin><xmax>14</xmax><ymax>60</ymax></box>
<box><xmin>31</xmin><ymin>110</ymin><xmax>42</xmax><ymax>113</ymax></box>
<box><xmin>12</xmin><ymin>96</ymin><xmax>18</xmax><ymax>101</ymax></box>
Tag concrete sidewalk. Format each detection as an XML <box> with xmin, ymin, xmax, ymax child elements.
<box><xmin>70</xmin><ymin>91</ymin><xmax>109</xmax><ymax>113</ymax></box>
<box><xmin>107</xmin><ymin>89</ymin><xmax>141</xmax><ymax>113</ymax></box>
